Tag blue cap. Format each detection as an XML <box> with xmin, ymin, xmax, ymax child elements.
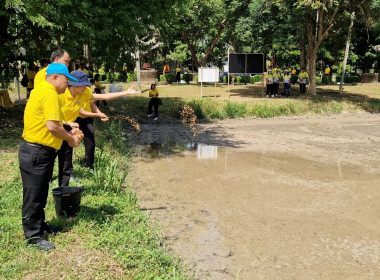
<box><xmin>326</xmin><ymin>65</ymin><xmax>329</xmax><ymax>67</ymax></box>
<box><xmin>46</xmin><ymin>63</ymin><xmax>79</xmax><ymax>82</ymax></box>
<box><xmin>68</xmin><ymin>70</ymin><xmax>92</xmax><ymax>86</ymax></box>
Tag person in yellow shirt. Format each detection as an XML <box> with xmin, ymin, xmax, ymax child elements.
<box><xmin>176</xmin><ymin>65</ymin><xmax>181</xmax><ymax>83</ymax></box>
<box><xmin>19</xmin><ymin>63</ymin><xmax>82</xmax><ymax>251</ymax></box>
<box><xmin>78</xmin><ymin>63</ymin><xmax>88</xmax><ymax>75</ymax></box>
<box><xmin>26</xmin><ymin>63</ymin><xmax>36</xmax><ymax>99</ymax></box>
<box><xmin>298</xmin><ymin>68</ymin><xmax>309</xmax><ymax>94</ymax></box>
<box><xmin>324</xmin><ymin>65</ymin><xmax>331</xmax><ymax>76</ymax></box>
<box><xmin>282</xmin><ymin>69</ymin><xmax>291</xmax><ymax>97</ymax></box>
<box><xmin>147</xmin><ymin>84</ymin><xmax>160</xmax><ymax>120</ymax></box>
<box><xmin>266</xmin><ymin>68</ymin><xmax>274</xmax><ymax>98</ymax></box>
<box><xmin>163</xmin><ymin>63</ymin><xmax>170</xmax><ymax>74</ymax></box>
<box><xmin>93</xmin><ymin>73</ymin><xmax>107</xmax><ymax>107</ymax></box>
<box><xmin>34</xmin><ymin>49</ymin><xmax>71</xmax><ymax>88</ymax></box>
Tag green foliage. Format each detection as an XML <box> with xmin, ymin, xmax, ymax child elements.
<box><xmin>322</xmin><ymin>76</ymin><xmax>332</xmax><ymax>84</ymax></box>
<box><xmin>335</xmin><ymin>76</ymin><xmax>360</xmax><ymax>83</ymax></box>
<box><xmin>93</xmin><ymin>150</ymin><xmax>129</xmax><ymax>191</ymax></box>
<box><xmin>165</xmin><ymin>73</ymin><xmax>176</xmax><ymax>84</ymax></box>
<box><xmin>194</xmin><ymin>75</ymin><xmax>198</xmax><ymax>83</ymax></box>
<box><xmin>316</xmin><ymin>77</ymin><xmax>322</xmax><ymax>84</ymax></box>
<box><xmin>291</xmin><ymin>75</ymin><xmax>298</xmax><ymax>84</ymax></box>
<box><xmin>239</xmin><ymin>75</ymin><xmax>251</xmax><ymax>85</ymax></box>
<box><xmin>127</xmin><ymin>72</ymin><xmax>137</xmax><ymax>83</ymax></box>
<box><xmin>250</xmin><ymin>75</ymin><xmax>263</xmax><ymax>83</ymax></box>
<box><xmin>166</xmin><ymin>41</ymin><xmax>191</xmax><ymax>62</ymax></box>
<box><xmin>225</xmin><ymin>101</ymin><xmax>247</xmax><ymax>117</ymax></box>
<box><xmin>183</xmin><ymin>73</ymin><xmax>192</xmax><ymax>84</ymax></box>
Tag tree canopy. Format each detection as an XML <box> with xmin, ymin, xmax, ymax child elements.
<box><xmin>1</xmin><ymin>0</ymin><xmax>379</xmax><ymax>92</ymax></box>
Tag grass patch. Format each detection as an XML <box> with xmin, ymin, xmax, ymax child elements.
<box><xmin>0</xmin><ymin>110</ymin><xmax>193</xmax><ymax>279</ymax></box>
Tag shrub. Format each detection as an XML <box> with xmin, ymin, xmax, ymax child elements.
<box><xmin>239</xmin><ymin>75</ymin><xmax>251</xmax><ymax>85</ymax></box>
<box><xmin>250</xmin><ymin>74</ymin><xmax>263</xmax><ymax>83</ymax></box>
<box><xmin>183</xmin><ymin>73</ymin><xmax>192</xmax><ymax>84</ymax></box>
<box><xmin>165</xmin><ymin>73</ymin><xmax>176</xmax><ymax>84</ymax></box>
<box><xmin>160</xmin><ymin>74</ymin><xmax>166</xmax><ymax>82</ymax></box>
<box><xmin>100</xmin><ymin>74</ymin><xmax>106</xmax><ymax>81</ymax></box>
<box><xmin>127</xmin><ymin>72</ymin><xmax>137</xmax><ymax>83</ymax></box>
<box><xmin>225</xmin><ymin>101</ymin><xmax>247</xmax><ymax>118</ymax></box>
<box><xmin>222</xmin><ymin>75</ymin><xmax>233</xmax><ymax>84</ymax></box>
<box><xmin>316</xmin><ymin>77</ymin><xmax>322</xmax><ymax>84</ymax></box>
<box><xmin>235</xmin><ymin>76</ymin><xmax>241</xmax><ymax>84</ymax></box>
<box><xmin>335</xmin><ymin>76</ymin><xmax>360</xmax><ymax>83</ymax></box>
<box><xmin>194</xmin><ymin>75</ymin><xmax>198</xmax><ymax>83</ymax></box>
<box><xmin>322</xmin><ymin>76</ymin><xmax>332</xmax><ymax>84</ymax></box>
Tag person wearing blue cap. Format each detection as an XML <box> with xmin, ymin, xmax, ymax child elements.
<box><xmin>19</xmin><ymin>63</ymin><xmax>83</xmax><ymax>251</ymax></box>
<box><xmin>324</xmin><ymin>64</ymin><xmax>331</xmax><ymax>76</ymax></box>
<box><xmin>57</xmin><ymin>70</ymin><xmax>140</xmax><ymax>185</ymax></box>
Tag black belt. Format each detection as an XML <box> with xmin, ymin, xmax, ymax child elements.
<box><xmin>23</xmin><ymin>140</ymin><xmax>57</xmax><ymax>152</ymax></box>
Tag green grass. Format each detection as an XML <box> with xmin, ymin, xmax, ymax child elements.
<box><xmin>0</xmin><ymin>116</ymin><xmax>193</xmax><ymax>279</ymax></box>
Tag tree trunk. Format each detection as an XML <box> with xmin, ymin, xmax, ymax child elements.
<box><xmin>181</xmin><ymin>30</ymin><xmax>201</xmax><ymax>68</ymax></box>
<box><xmin>339</xmin><ymin>11</ymin><xmax>355</xmax><ymax>93</ymax></box>
<box><xmin>135</xmin><ymin>49</ymin><xmax>141</xmax><ymax>92</ymax></box>
<box><xmin>307</xmin><ymin>49</ymin><xmax>317</xmax><ymax>95</ymax></box>
<box><xmin>300</xmin><ymin>32</ymin><xmax>306</xmax><ymax>69</ymax></box>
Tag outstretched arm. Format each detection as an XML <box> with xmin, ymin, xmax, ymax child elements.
<box><xmin>91</xmin><ymin>86</ymin><xmax>141</xmax><ymax>101</ymax></box>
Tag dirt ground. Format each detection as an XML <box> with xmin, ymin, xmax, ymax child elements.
<box><xmin>127</xmin><ymin>113</ymin><xmax>380</xmax><ymax>280</ymax></box>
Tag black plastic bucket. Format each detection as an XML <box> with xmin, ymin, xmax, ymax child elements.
<box><xmin>52</xmin><ymin>187</ymin><xmax>84</xmax><ymax>217</ymax></box>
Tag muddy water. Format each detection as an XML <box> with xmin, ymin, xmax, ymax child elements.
<box><xmin>126</xmin><ymin>114</ymin><xmax>380</xmax><ymax>279</ymax></box>
<box><xmin>130</xmin><ymin>142</ymin><xmax>380</xmax><ymax>280</ymax></box>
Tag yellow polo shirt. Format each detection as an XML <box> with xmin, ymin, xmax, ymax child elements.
<box><xmin>149</xmin><ymin>89</ymin><xmax>159</xmax><ymax>98</ymax></box>
<box><xmin>79</xmin><ymin>68</ymin><xmax>89</xmax><ymax>75</ymax></box>
<box><xmin>79</xmin><ymin>87</ymin><xmax>95</xmax><ymax>118</ymax></box>
<box><xmin>60</xmin><ymin>86</ymin><xmax>93</xmax><ymax>122</ymax></box>
<box><xmin>34</xmin><ymin>67</ymin><xmax>47</xmax><ymax>89</ymax></box>
<box><xmin>27</xmin><ymin>70</ymin><xmax>36</xmax><ymax>89</ymax></box>
<box><xmin>22</xmin><ymin>80</ymin><xmax>64</xmax><ymax>150</ymax></box>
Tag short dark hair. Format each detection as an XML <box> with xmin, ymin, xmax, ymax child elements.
<box><xmin>40</xmin><ymin>58</ymin><xmax>50</xmax><ymax>67</ymax></box>
<box><xmin>151</xmin><ymin>84</ymin><xmax>156</xmax><ymax>90</ymax></box>
<box><xmin>50</xmin><ymin>49</ymin><xmax>67</xmax><ymax>62</ymax></box>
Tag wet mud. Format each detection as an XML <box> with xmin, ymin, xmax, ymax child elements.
<box><xmin>127</xmin><ymin>113</ymin><xmax>380</xmax><ymax>280</ymax></box>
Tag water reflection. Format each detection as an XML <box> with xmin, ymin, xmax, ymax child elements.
<box><xmin>136</xmin><ymin>142</ymin><xmax>218</xmax><ymax>159</ymax></box>
<box><xmin>197</xmin><ymin>144</ymin><xmax>218</xmax><ymax>160</ymax></box>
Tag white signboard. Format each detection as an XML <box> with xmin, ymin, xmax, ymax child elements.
<box><xmin>198</xmin><ymin>67</ymin><xmax>219</xmax><ymax>83</ymax></box>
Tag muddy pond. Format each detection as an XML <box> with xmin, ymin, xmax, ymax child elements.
<box><xmin>127</xmin><ymin>113</ymin><xmax>380</xmax><ymax>280</ymax></box>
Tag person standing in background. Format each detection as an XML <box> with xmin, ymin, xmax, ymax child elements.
<box><xmin>34</xmin><ymin>49</ymin><xmax>71</xmax><ymax>88</ymax></box>
<box><xmin>147</xmin><ymin>84</ymin><xmax>160</xmax><ymax>121</ymax></box>
<box><xmin>26</xmin><ymin>63</ymin><xmax>36</xmax><ymax>99</ymax></box>
<box><xmin>298</xmin><ymin>68</ymin><xmax>309</xmax><ymax>94</ymax></box>
<box><xmin>324</xmin><ymin>65</ymin><xmax>331</xmax><ymax>76</ymax></box>
<box><xmin>176</xmin><ymin>65</ymin><xmax>181</xmax><ymax>83</ymax></box>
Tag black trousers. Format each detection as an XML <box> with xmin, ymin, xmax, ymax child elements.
<box><xmin>56</xmin><ymin>125</ymin><xmax>72</xmax><ymax>187</ymax></box>
<box><xmin>300</xmin><ymin>83</ymin><xmax>306</xmax><ymax>94</ymax></box>
<box><xmin>176</xmin><ymin>72</ymin><xmax>181</xmax><ymax>83</ymax></box>
<box><xmin>76</xmin><ymin>117</ymin><xmax>95</xmax><ymax>169</ymax></box>
<box><xmin>19</xmin><ymin>140</ymin><xmax>56</xmax><ymax>240</ymax></box>
<box><xmin>266</xmin><ymin>84</ymin><xmax>274</xmax><ymax>95</ymax></box>
<box><xmin>148</xmin><ymin>98</ymin><xmax>159</xmax><ymax>117</ymax></box>
<box><xmin>95</xmin><ymin>88</ymin><xmax>107</xmax><ymax>107</ymax></box>
<box><xmin>273</xmin><ymin>83</ymin><xmax>279</xmax><ymax>95</ymax></box>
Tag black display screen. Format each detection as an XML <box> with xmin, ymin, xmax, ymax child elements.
<box><xmin>229</xmin><ymin>53</ymin><xmax>265</xmax><ymax>74</ymax></box>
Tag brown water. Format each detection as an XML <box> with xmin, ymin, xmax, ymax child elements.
<box><xmin>127</xmin><ymin>115</ymin><xmax>380</xmax><ymax>280</ymax></box>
